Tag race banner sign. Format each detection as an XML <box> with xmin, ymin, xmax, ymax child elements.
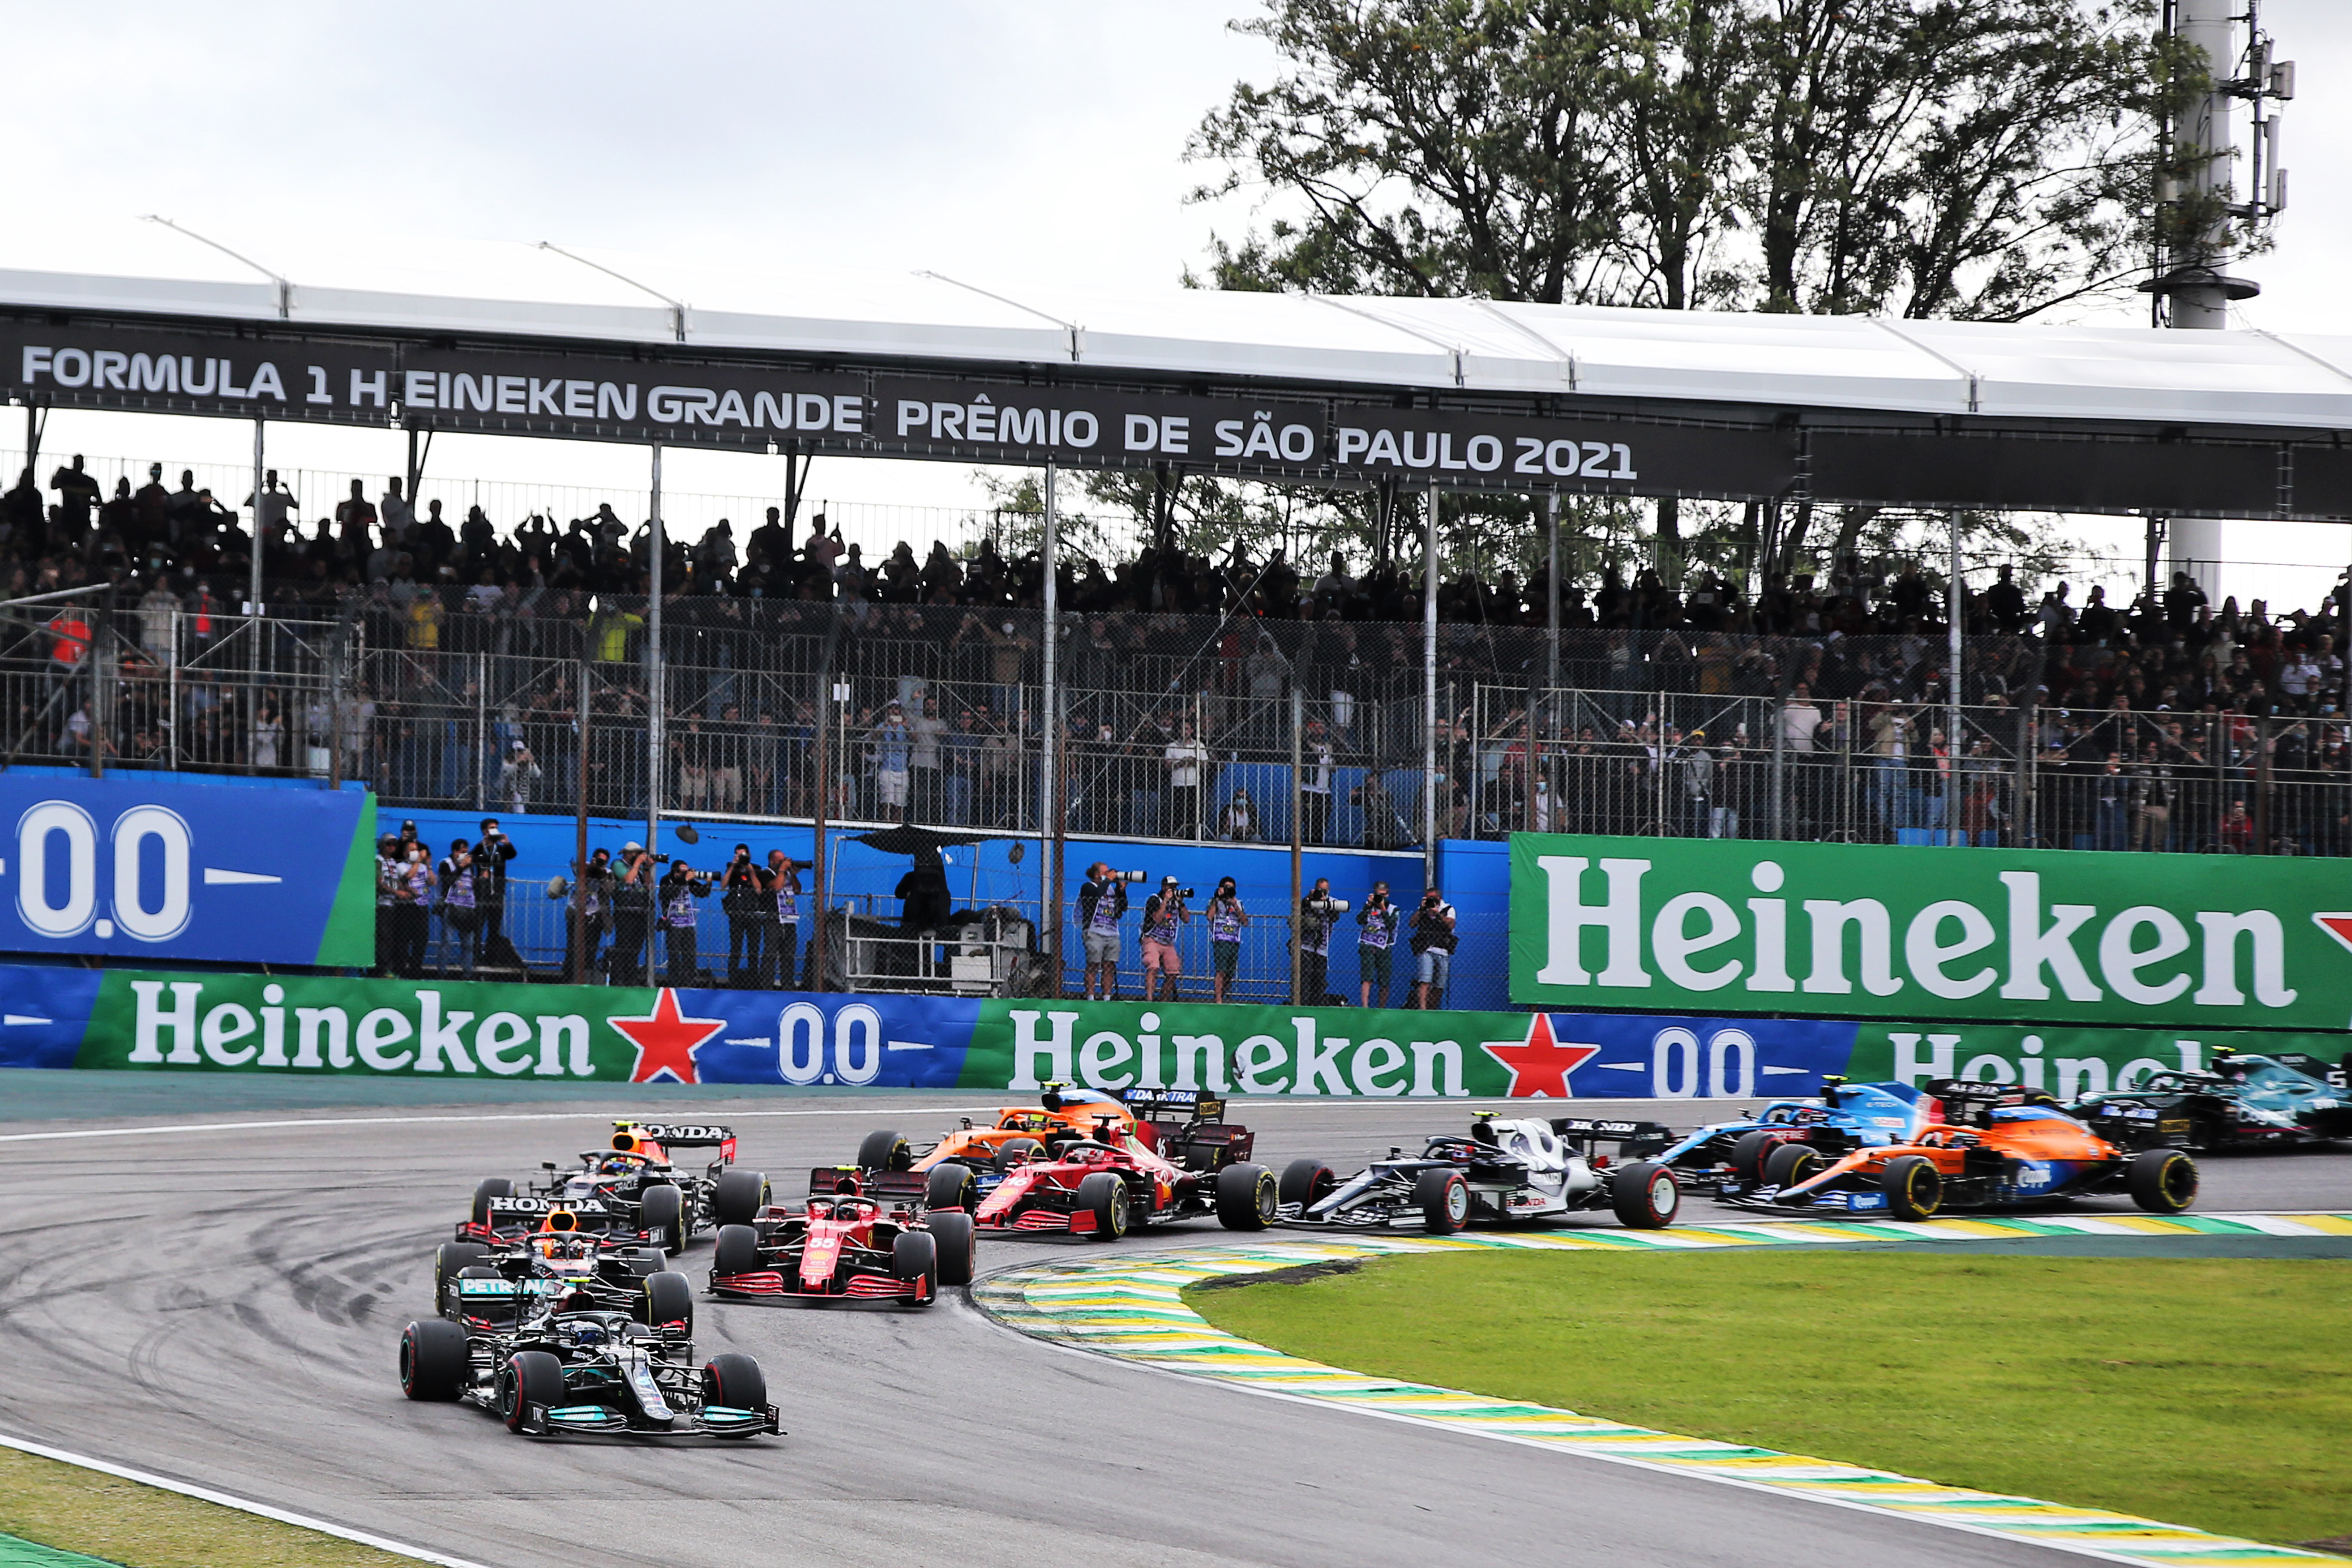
<box><xmin>1509</xmin><ymin>832</ymin><xmax>2352</xmax><ymax>1031</ymax></box>
<box><xmin>0</xmin><ymin>320</ymin><xmax>1797</xmax><ymax>497</ymax></box>
<box><xmin>0</xmin><ymin>776</ymin><xmax>375</xmax><ymax>966</ymax></box>
<box><xmin>2</xmin><ymin>964</ymin><xmax>2334</xmax><ymax>1099</ymax></box>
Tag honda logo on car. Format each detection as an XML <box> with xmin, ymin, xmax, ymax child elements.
<box><xmin>1509</xmin><ymin>833</ymin><xmax>2351</xmax><ymax>1030</ymax></box>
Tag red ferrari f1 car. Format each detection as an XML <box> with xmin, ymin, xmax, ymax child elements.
<box><xmin>708</xmin><ymin>1168</ymin><xmax>975</xmax><ymax>1307</ymax></box>
<box><xmin>930</xmin><ymin>1089</ymin><xmax>1276</xmax><ymax>1240</ymax></box>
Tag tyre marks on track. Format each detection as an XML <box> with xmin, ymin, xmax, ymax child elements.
<box><xmin>976</xmin><ymin>1214</ymin><xmax>2352</xmax><ymax>1568</ymax></box>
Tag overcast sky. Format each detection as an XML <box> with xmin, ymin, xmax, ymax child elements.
<box><xmin>5</xmin><ymin>1</ymin><xmax>2350</xmax><ymax>607</ymax></box>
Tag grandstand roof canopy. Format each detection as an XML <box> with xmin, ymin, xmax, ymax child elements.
<box><xmin>5</xmin><ymin>264</ymin><xmax>2351</xmax><ymax>519</ymax></box>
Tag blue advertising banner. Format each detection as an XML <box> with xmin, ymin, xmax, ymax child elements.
<box><xmin>0</xmin><ymin>776</ymin><xmax>376</xmax><ymax>965</ymax></box>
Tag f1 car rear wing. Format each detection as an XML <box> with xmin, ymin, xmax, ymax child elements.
<box><xmin>805</xmin><ymin>1165</ymin><xmax>926</xmax><ymax>1203</ymax></box>
<box><xmin>613</xmin><ymin>1122</ymin><xmax>738</xmax><ymax>1160</ymax></box>
<box><xmin>478</xmin><ymin>1195</ymin><xmax>627</xmax><ymax>1235</ymax></box>
<box><xmin>1547</xmin><ymin>1117</ymin><xmax>1673</xmax><ymax>1158</ymax></box>
<box><xmin>1120</xmin><ymin>1087</ymin><xmax>1226</xmax><ymax>1123</ymax></box>
<box><xmin>1919</xmin><ymin>1080</ymin><xmax>2060</xmax><ymax>1128</ymax></box>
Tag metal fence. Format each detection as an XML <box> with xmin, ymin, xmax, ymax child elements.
<box><xmin>1457</xmin><ymin>683</ymin><xmax>2350</xmax><ymax>856</ymax></box>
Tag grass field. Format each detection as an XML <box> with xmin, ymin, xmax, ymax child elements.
<box><xmin>1186</xmin><ymin>1250</ymin><xmax>2352</xmax><ymax>1546</ymax></box>
<box><xmin>0</xmin><ymin>1447</ymin><xmax>420</xmax><ymax>1568</ymax></box>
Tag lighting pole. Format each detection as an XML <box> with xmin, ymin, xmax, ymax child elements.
<box><xmin>645</xmin><ymin>445</ymin><xmax>664</xmax><ymax>860</ymax></box>
<box><xmin>2144</xmin><ymin>0</ymin><xmax>2292</xmax><ymax>597</ymax></box>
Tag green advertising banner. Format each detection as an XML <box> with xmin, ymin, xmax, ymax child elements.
<box><xmin>1510</xmin><ymin>832</ymin><xmax>2352</xmax><ymax>1032</ymax></box>
<box><xmin>1844</xmin><ymin>1022</ymin><xmax>2352</xmax><ymax>1094</ymax></box>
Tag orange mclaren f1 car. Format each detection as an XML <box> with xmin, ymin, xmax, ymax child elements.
<box><xmin>1726</xmin><ymin>1079</ymin><xmax>2198</xmax><ymax>1221</ymax></box>
<box><xmin>854</xmin><ymin>1084</ymin><xmax>1147</xmax><ymax>1209</ymax></box>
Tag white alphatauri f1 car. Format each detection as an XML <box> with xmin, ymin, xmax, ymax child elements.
<box><xmin>1276</xmin><ymin>1112</ymin><xmax>1681</xmax><ymax>1233</ymax></box>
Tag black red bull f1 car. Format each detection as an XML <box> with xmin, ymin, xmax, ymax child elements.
<box><xmin>457</xmin><ymin>1122</ymin><xmax>768</xmax><ymax>1253</ymax></box>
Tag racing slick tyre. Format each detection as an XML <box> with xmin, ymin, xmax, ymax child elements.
<box><xmin>993</xmin><ymin>1137</ymin><xmax>1044</xmax><ymax>1172</ymax></box>
<box><xmin>893</xmin><ymin>1229</ymin><xmax>939</xmax><ymax>1304</ymax></box>
<box><xmin>639</xmin><ymin>1184</ymin><xmax>686</xmax><ymax>1254</ymax></box>
<box><xmin>1279</xmin><ymin>1160</ymin><xmax>1336</xmax><ymax>1212</ymax></box>
<box><xmin>1609</xmin><ymin>1161</ymin><xmax>1681</xmax><ymax>1229</ymax></box>
<box><xmin>2128</xmin><ymin>1148</ymin><xmax>2200</xmax><ymax>1213</ymax></box>
<box><xmin>704</xmin><ymin>1352</ymin><xmax>766</xmax><ymax>1414</ymax></box>
<box><xmin>1729</xmin><ymin>1130</ymin><xmax>1788</xmax><ymax>1186</ymax></box>
<box><xmin>434</xmin><ymin>1242</ymin><xmax>489</xmax><ymax>1313</ymax></box>
<box><xmin>1414</xmin><ymin>1169</ymin><xmax>1471</xmax><ymax>1234</ymax></box>
<box><xmin>1762</xmin><ymin>1142</ymin><xmax>1823</xmax><ymax>1193</ymax></box>
<box><xmin>468</xmin><ymin>1177</ymin><xmax>511</xmax><ymax>1228</ymax></box>
<box><xmin>926</xmin><ymin>1162</ymin><xmax>978</xmax><ymax>1212</ymax></box>
<box><xmin>642</xmin><ymin>1270</ymin><xmax>695</xmax><ymax>1333</ymax></box>
<box><xmin>399</xmin><ymin>1319</ymin><xmax>467</xmax><ymax>1401</ymax></box>
<box><xmin>711</xmin><ymin>1224</ymin><xmax>762</xmax><ymax>1280</ymax></box>
<box><xmin>498</xmin><ymin>1350</ymin><xmax>565</xmax><ymax>1434</ymax></box>
<box><xmin>928</xmin><ymin>1210</ymin><xmax>976</xmax><ymax>1287</ymax></box>
<box><xmin>1215</xmin><ymin>1163</ymin><xmax>1278</xmax><ymax>1231</ymax></box>
<box><xmin>627</xmin><ymin>1247</ymin><xmax>667</xmax><ymax>1276</ymax></box>
<box><xmin>1075</xmin><ymin>1172</ymin><xmax>1130</xmax><ymax>1241</ymax></box>
<box><xmin>1881</xmin><ymin>1155</ymin><xmax>1944</xmax><ymax>1221</ymax></box>
<box><xmin>712</xmin><ymin>1168</ymin><xmax>769</xmax><ymax>1227</ymax></box>
<box><xmin>857</xmin><ymin>1129</ymin><xmax>912</xmax><ymax>1172</ymax></box>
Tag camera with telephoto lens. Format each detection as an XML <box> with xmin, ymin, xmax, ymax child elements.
<box><xmin>1305</xmin><ymin>895</ymin><xmax>1351</xmax><ymax>915</ymax></box>
<box><xmin>1103</xmin><ymin>869</ymin><xmax>1148</xmax><ymax>884</ymax></box>
<box><xmin>1166</xmin><ymin>886</ymin><xmax>1195</xmax><ymax>901</ymax></box>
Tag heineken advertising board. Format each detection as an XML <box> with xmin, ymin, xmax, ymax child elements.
<box><xmin>1511</xmin><ymin>833</ymin><xmax>2352</xmax><ymax>1032</ymax></box>
<box><xmin>2</xmin><ymin>964</ymin><xmax>2335</xmax><ymax>1099</ymax></box>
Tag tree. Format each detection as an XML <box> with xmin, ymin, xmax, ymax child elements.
<box><xmin>1189</xmin><ymin>1</ymin><xmax>2166</xmax><ymax>586</ymax></box>
<box><xmin>1192</xmin><ymin>0</ymin><xmax>2162</xmax><ymax>320</ymax></box>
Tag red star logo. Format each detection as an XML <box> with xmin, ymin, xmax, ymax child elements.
<box><xmin>1480</xmin><ymin>1013</ymin><xmax>1601</xmax><ymax>1098</ymax></box>
<box><xmin>609</xmin><ymin>989</ymin><xmax>727</xmax><ymax>1085</ymax></box>
<box><xmin>2314</xmin><ymin>913</ymin><xmax>2352</xmax><ymax>956</ymax></box>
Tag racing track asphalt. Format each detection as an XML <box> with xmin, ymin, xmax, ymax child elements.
<box><xmin>2</xmin><ymin>1075</ymin><xmax>2347</xmax><ymax>1568</ymax></box>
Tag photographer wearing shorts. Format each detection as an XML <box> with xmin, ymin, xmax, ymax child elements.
<box><xmin>1411</xmin><ymin>885</ymin><xmax>1458</xmax><ymax>1010</ymax></box>
<box><xmin>1356</xmin><ymin>881</ymin><xmax>1399</xmax><ymax>1008</ymax></box>
<box><xmin>1140</xmin><ymin>876</ymin><xmax>1191</xmax><ymax>1002</ymax></box>
<box><xmin>1206</xmin><ymin>877</ymin><xmax>1249</xmax><ymax>1002</ymax></box>
<box><xmin>1076</xmin><ymin>863</ymin><xmax>1129</xmax><ymax>1001</ymax></box>
<box><xmin>1296</xmin><ymin>877</ymin><xmax>1344</xmax><ymax>1005</ymax></box>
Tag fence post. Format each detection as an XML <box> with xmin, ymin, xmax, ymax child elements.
<box><xmin>645</xmin><ymin>442</ymin><xmax>665</xmax><ymax>858</ymax></box>
<box><xmin>812</xmin><ymin>668</ymin><xmax>831</xmax><ymax>993</ymax></box>
<box><xmin>1946</xmin><ymin>508</ymin><xmax>1964</xmax><ymax>848</ymax></box>
<box><xmin>572</xmin><ymin>655</ymin><xmax>591</xmax><ymax>984</ymax></box>
<box><xmin>1422</xmin><ymin>483</ymin><xmax>1439</xmax><ymax>883</ymax></box>
<box><xmin>475</xmin><ymin>650</ymin><xmax>488</xmax><ymax>811</ymax></box>
<box><xmin>166</xmin><ymin>610</ymin><xmax>180</xmax><ymax>772</ymax></box>
<box><xmin>1290</xmin><ymin>685</ymin><xmax>1304</xmax><ymax>1006</ymax></box>
<box><xmin>2255</xmin><ymin>713</ymin><xmax>2273</xmax><ymax>854</ymax></box>
<box><xmin>88</xmin><ymin>599</ymin><xmax>112</xmax><ymax>779</ymax></box>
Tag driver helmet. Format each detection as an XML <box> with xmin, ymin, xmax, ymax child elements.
<box><xmin>598</xmin><ymin>1153</ymin><xmax>639</xmax><ymax>1174</ymax></box>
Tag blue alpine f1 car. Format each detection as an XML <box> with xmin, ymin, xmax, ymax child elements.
<box><xmin>1653</xmin><ymin>1077</ymin><xmax>1945</xmax><ymax>1200</ymax></box>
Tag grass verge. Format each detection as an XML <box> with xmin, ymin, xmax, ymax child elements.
<box><xmin>0</xmin><ymin>1446</ymin><xmax>424</xmax><ymax>1568</ymax></box>
<box><xmin>1186</xmin><ymin>1250</ymin><xmax>2352</xmax><ymax>1546</ymax></box>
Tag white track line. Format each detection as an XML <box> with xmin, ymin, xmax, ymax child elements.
<box><xmin>0</xmin><ymin>1430</ymin><xmax>497</xmax><ymax>1568</ymax></box>
<box><xmin>0</xmin><ymin>1105</ymin><xmax>1003</xmax><ymax>1143</ymax></box>
<box><xmin>0</xmin><ymin>1094</ymin><xmax>1586</xmax><ymax>1144</ymax></box>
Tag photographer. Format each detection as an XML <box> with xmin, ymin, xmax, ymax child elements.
<box><xmin>1410</xmin><ymin>884</ymin><xmax>1458</xmax><ymax>1010</ymax></box>
<box><xmin>1206</xmin><ymin>876</ymin><xmax>1248</xmax><ymax>1003</ymax></box>
<box><xmin>471</xmin><ymin>818</ymin><xmax>518</xmax><ymax>966</ymax></box>
<box><xmin>1140</xmin><ymin>875</ymin><xmax>1191</xmax><ymax>1002</ymax></box>
<box><xmin>394</xmin><ymin>841</ymin><xmax>434</xmax><ymax>978</ymax></box>
<box><xmin>610</xmin><ymin>843</ymin><xmax>656</xmax><ymax>985</ymax></box>
<box><xmin>571</xmin><ymin>846</ymin><xmax>614</xmax><ymax>979</ymax></box>
<box><xmin>1075</xmin><ymin>861</ymin><xmax>1129</xmax><ymax>1001</ymax></box>
<box><xmin>765</xmin><ymin>851</ymin><xmax>802</xmax><ymax>988</ymax></box>
<box><xmin>720</xmin><ymin>843</ymin><xmax>765</xmax><ymax>984</ymax></box>
<box><xmin>435</xmin><ymin>838</ymin><xmax>479</xmax><ymax>978</ymax></box>
<box><xmin>658</xmin><ymin>856</ymin><xmax>713</xmax><ymax>985</ymax></box>
<box><xmin>1296</xmin><ymin>877</ymin><xmax>1341</xmax><ymax>1005</ymax></box>
<box><xmin>1356</xmin><ymin>880</ymin><xmax>1399</xmax><ymax>1008</ymax></box>
<box><xmin>374</xmin><ymin>832</ymin><xmax>403</xmax><ymax>976</ymax></box>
